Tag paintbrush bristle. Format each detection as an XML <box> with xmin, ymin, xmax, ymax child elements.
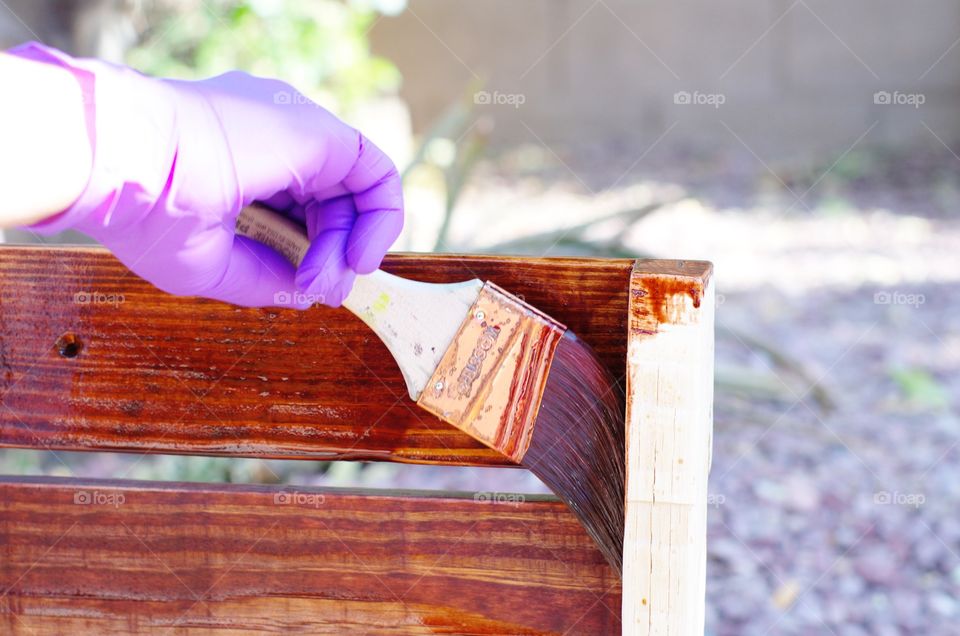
<box><xmin>523</xmin><ymin>330</ymin><xmax>625</xmax><ymax>574</ymax></box>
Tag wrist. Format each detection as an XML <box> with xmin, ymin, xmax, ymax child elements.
<box><xmin>7</xmin><ymin>42</ymin><xmax>178</xmax><ymax>236</ymax></box>
<box><xmin>0</xmin><ymin>51</ymin><xmax>92</xmax><ymax>226</ymax></box>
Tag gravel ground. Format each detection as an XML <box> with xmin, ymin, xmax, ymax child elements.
<box><xmin>707</xmin><ymin>280</ymin><xmax>960</xmax><ymax>635</ymax></box>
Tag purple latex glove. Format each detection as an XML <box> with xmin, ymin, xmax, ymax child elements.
<box><xmin>8</xmin><ymin>42</ymin><xmax>403</xmax><ymax>308</ymax></box>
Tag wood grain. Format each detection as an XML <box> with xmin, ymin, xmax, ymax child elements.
<box><xmin>0</xmin><ymin>476</ymin><xmax>621</xmax><ymax>635</ymax></box>
<box><xmin>622</xmin><ymin>259</ymin><xmax>714</xmax><ymax>635</ymax></box>
<box><xmin>0</xmin><ymin>246</ymin><xmax>633</xmax><ymax>465</ymax></box>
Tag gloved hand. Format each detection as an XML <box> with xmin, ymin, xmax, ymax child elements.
<box><xmin>7</xmin><ymin>42</ymin><xmax>403</xmax><ymax>308</ymax></box>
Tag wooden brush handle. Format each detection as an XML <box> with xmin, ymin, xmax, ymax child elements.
<box><xmin>235</xmin><ymin>203</ymin><xmax>390</xmax><ymax>317</ymax></box>
<box><xmin>235</xmin><ymin>204</ymin><xmax>483</xmax><ymax>400</ymax></box>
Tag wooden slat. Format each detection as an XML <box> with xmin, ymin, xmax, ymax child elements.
<box><xmin>622</xmin><ymin>260</ymin><xmax>714</xmax><ymax>635</ymax></box>
<box><xmin>0</xmin><ymin>246</ymin><xmax>633</xmax><ymax>465</ymax></box>
<box><xmin>0</xmin><ymin>477</ymin><xmax>621</xmax><ymax>634</ymax></box>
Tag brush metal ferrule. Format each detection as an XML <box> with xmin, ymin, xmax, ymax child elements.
<box><xmin>416</xmin><ymin>282</ymin><xmax>566</xmax><ymax>463</ymax></box>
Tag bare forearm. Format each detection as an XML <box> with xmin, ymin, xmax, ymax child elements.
<box><xmin>0</xmin><ymin>52</ymin><xmax>92</xmax><ymax>227</ymax></box>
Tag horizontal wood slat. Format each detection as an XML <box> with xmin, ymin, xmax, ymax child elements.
<box><xmin>0</xmin><ymin>247</ymin><xmax>633</xmax><ymax>465</ymax></box>
<box><xmin>0</xmin><ymin>477</ymin><xmax>621</xmax><ymax>634</ymax></box>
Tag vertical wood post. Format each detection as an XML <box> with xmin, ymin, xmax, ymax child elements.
<box><xmin>622</xmin><ymin>260</ymin><xmax>714</xmax><ymax>635</ymax></box>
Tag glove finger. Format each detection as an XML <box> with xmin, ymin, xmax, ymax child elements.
<box><xmin>347</xmin><ymin>209</ymin><xmax>403</xmax><ymax>275</ymax></box>
<box><xmin>303</xmin><ymin>194</ymin><xmax>355</xmax><ymax>238</ymax></box>
<box><xmin>294</xmin><ymin>200</ymin><xmax>357</xmax><ymax>307</ymax></box>
<box><xmin>205</xmin><ymin>234</ymin><xmax>310</xmax><ymax>309</ymax></box>
<box><xmin>341</xmin><ymin>135</ymin><xmax>403</xmax><ymax>274</ymax></box>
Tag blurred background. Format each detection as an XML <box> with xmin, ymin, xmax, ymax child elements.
<box><xmin>1</xmin><ymin>1</ymin><xmax>959</xmax><ymax>634</ymax></box>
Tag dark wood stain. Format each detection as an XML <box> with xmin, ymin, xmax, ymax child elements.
<box><xmin>0</xmin><ymin>476</ymin><xmax>621</xmax><ymax>634</ymax></box>
<box><xmin>0</xmin><ymin>246</ymin><xmax>634</xmax><ymax>466</ymax></box>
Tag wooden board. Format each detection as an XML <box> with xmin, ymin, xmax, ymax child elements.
<box><xmin>0</xmin><ymin>247</ymin><xmax>716</xmax><ymax>634</ymax></box>
<box><xmin>0</xmin><ymin>476</ymin><xmax>621</xmax><ymax>635</ymax></box>
<box><xmin>0</xmin><ymin>246</ymin><xmax>633</xmax><ymax>466</ymax></box>
<box><xmin>621</xmin><ymin>260</ymin><xmax>714</xmax><ymax>635</ymax></box>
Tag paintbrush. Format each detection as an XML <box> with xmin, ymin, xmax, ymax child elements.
<box><xmin>236</xmin><ymin>203</ymin><xmax>625</xmax><ymax>573</ymax></box>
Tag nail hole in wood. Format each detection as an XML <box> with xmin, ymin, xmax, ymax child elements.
<box><xmin>56</xmin><ymin>333</ymin><xmax>82</xmax><ymax>358</ymax></box>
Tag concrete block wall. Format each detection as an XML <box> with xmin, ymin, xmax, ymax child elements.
<box><xmin>2</xmin><ymin>0</ymin><xmax>957</xmax><ymax>165</ymax></box>
<box><xmin>370</xmin><ymin>0</ymin><xmax>960</xmax><ymax>161</ymax></box>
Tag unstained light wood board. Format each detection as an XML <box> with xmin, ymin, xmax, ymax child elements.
<box><xmin>622</xmin><ymin>260</ymin><xmax>714</xmax><ymax>635</ymax></box>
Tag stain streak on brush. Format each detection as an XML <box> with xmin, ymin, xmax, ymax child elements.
<box><xmin>417</xmin><ymin>282</ymin><xmax>565</xmax><ymax>463</ymax></box>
